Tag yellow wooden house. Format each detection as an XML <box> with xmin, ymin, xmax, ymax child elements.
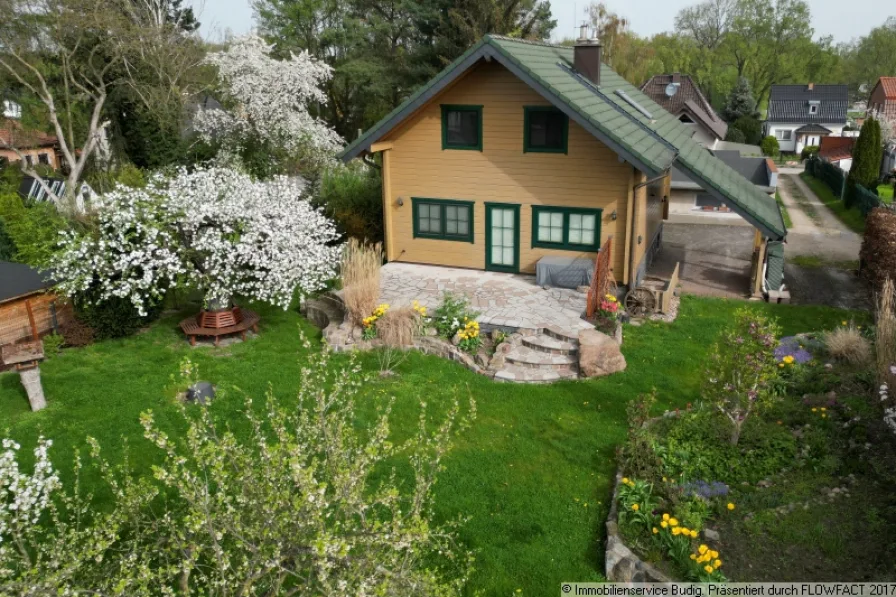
<box><xmin>339</xmin><ymin>34</ymin><xmax>788</xmax><ymax>293</ymax></box>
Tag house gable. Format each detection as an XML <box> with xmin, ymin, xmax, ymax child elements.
<box><xmin>341</xmin><ymin>35</ymin><xmax>786</xmax><ymax>240</ymax></box>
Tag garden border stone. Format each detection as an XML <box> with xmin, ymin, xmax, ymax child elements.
<box><xmin>605</xmin><ymin>471</ymin><xmax>673</xmax><ymax>582</ymax></box>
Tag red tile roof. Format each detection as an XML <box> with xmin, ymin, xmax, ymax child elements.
<box><xmin>818</xmin><ymin>136</ymin><xmax>855</xmax><ymax>162</ymax></box>
<box><xmin>878</xmin><ymin>77</ymin><xmax>896</xmax><ymax>100</ymax></box>
<box><xmin>0</xmin><ymin>119</ymin><xmax>58</xmax><ymax>150</ymax></box>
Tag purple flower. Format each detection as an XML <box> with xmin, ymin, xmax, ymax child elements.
<box><xmin>681</xmin><ymin>480</ymin><xmax>730</xmax><ymax>499</ymax></box>
<box><xmin>775</xmin><ymin>336</ymin><xmax>813</xmax><ymax>364</ymax></box>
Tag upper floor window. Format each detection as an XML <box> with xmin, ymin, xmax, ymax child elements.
<box><xmin>441</xmin><ymin>105</ymin><xmax>482</xmax><ymax>150</ymax></box>
<box><xmin>809</xmin><ymin>104</ymin><xmax>818</xmax><ymax>115</ymax></box>
<box><xmin>524</xmin><ymin>106</ymin><xmax>568</xmax><ymax>153</ymax></box>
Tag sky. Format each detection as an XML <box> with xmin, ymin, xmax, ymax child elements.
<box><xmin>190</xmin><ymin>0</ymin><xmax>885</xmax><ymax>45</ymax></box>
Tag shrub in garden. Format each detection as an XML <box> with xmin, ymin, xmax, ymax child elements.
<box><xmin>342</xmin><ymin>238</ymin><xmax>383</xmax><ymax>325</ymax></box>
<box><xmin>800</xmin><ymin>145</ymin><xmax>819</xmax><ymax>160</ymax></box>
<box><xmin>730</xmin><ymin>116</ymin><xmax>762</xmax><ymax>145</ymax></box>
<box><xmin>433</xmin><ymin>293</ymin><xmax>478</xmax><ymax>338</ymax></box>
<box><xmin>58</xmin><ymin>317</ymin><xmax>95</xmax><ymax>347</ymax></box>
<box><xmin>0</xmin><ymin>347</ymin><xmax>475</xmax><ymax>594</ymax></box>
<box><xmin>824</xmin><ymin>325</ymin><xmax>871</xmax><ymax>365</ymax></box>
<box><xmin>760</xmin><ymin>135</ymin><xmax>780</xmax><ymax>157</ymax></box>
<box><xmin>316</xmin><ymin>163</ymin><xmax>383</xmax><ymax>243</ymax></box>
<box><xmin>847</xmin><ymin>117</ymin><xmax>883</xmax><ymax>205</ymax></box>
<box><xmin>0</xmin><ymin>192</ymin><xmax>69</xmax><ymax>268</ymax></box>
<box><xmin>75</xmin><ymin>292</ymin><xmax>163</xmax><ymax>340</ymax></box>
<box><xmin>724</xmin><ymin>127</ymin><xmax>746</xmax><ymax>144</ymax></box>
<box><xmin>860</xmin><ymin>208</ymin><xmax>896</xmax><ymax>289</ymax></box>
<box><xmin>702</xmin><ymin>308</ymin><xmax>781</xmax><ymax>445</ymax></box>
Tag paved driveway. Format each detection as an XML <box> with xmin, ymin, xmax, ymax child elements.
<box><xmin>650</xmin><ymin>224</ymin><xmax>871</xmax><ymax>310</ymax></box>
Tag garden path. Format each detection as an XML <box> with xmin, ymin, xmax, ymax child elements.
<box><xmin>379</xmin><ymin>262</ymin><xmax>592</xmax><ymax>335</ymax></box>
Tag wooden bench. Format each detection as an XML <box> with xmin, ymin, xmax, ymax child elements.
<box><xmin>179</xmin><ymin>308</ymin><xmax>260</xmax><ymax>346</ymax></box>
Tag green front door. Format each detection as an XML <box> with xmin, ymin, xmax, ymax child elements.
<box><xmin>485</xmin><ymin>203</ymin><xmax>520</xmax><ymax>273</ymax></box>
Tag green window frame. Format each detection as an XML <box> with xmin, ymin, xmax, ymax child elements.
<box><xmin>441</xmin><ymin>105</ymin><xmax>483</xmax><ymax>150</ymax></box>
<box><xmin>531</xmin><ymin>206</ymin><xmax>602</xmax><ymax>251</ymax></box>
<box><xmin>523</xmin><ymin>106</ymin><xmax>568</xmax><ymax>154</ymax></box>
<box><xmin>412</xmin><ymin>198</ymin><xmax>475</xmax><ymax>243</ymax></box>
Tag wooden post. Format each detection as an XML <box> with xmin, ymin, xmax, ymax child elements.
<box><xmin>25</xmin><ymin>299</ymin><xmax>38</xmax><ymax>340</ymax></box>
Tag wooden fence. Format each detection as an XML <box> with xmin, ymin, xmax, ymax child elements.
<box><xmin>0</xmin><ymin>293</ymin><xmax>73</xmax><ymax>346</ymax></box>
<box><xmin>586</xmin><ymin>237</ymin><xmax>614</xmax><ymax>319</ymax></box>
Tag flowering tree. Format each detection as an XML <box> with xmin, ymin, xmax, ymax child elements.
<box><xmin>702</xmin><ymin>308</ymin><xmax>781</xmax><ymax>445</ymax></box>
<box><xmin>193</xmin><ymin>35</ymin><xmax>343</xmax><ymax>165</ymax></box>
<box><xmin>53</xmin><ymin>166</ymin><xmax>342</xmax><ymax>315</ymax></box>
<box><xmin>0</xmin><ymin>348</ymin><xmax>476</xmax><ymax>594</ymax></box>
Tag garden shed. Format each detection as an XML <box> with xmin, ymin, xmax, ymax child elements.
<box><xmin>0</xmin><ymin>261</ymin><xmax>71</xmax><ymax>347</ymax></box>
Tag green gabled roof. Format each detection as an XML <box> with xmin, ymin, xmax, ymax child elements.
<box><xmin>339</xmin><ymin>35</ymin><xmax>787</xmax><ymax>240</ymax></box>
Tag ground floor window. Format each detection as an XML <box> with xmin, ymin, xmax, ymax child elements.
<box><xmin>775</xmin><ymin>129</ymin><xmax>792</xmax><ymax>141</ymax></box>
<box><xmin>531</xmin><ymin>206</ymin><xmax>601</xmax><ymax>251</ymax></box>
<box><xmin>38</xmin><ymin>153</ymin><xmax>49</xmax><ymax>165</ymax></box>
<box><xmin>412</xmin><ymin>198</ymin><xmax>474</xmax><ymax>242</ymax></box>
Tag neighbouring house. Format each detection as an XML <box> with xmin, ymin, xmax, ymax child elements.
<box><xmin>667</xmin><ymin>151</ymin><xmax>778</xmax><ymax>224</ymax></box>
<box><xmin>868</xmin><ymin>76</ymin><xmax>896</xmax><ymax>121</ymax></box>
<box><xmin>339</xmin><ymin>34</ymin><xmax>788</xmax><ymax>296</ymax></box>
<box><xmin>639</xmin><ymin>73</ymin><xmax>727</xmax><ymax>148</ymax></box>
<box><xmin>0</xmin><ymin>119</ymin><xmax>61</xmax><ymax>170</ymax></box>
<box><xmin>0</xmin><ymin>262</ymin><xmax>72</xmax><ymax>348</ymax></box>
<box><xmin>818</xmin><ymin>136</ymin><xmax>857</xmax><ymax>173</ymax></box>
<box><xmin>883</xmin><ymin>141</ymin><xmax>896</xmax><ymax>180</ymax></box>
<box><xmin>764</xmin><ymin>84</ymin><xmax>848</xmax><ymax>154</ymax></box>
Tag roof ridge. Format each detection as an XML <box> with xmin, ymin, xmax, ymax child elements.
<box><xmin>484</xmin><ymin>34</ymin><xmax>567</xmax><ymax>49</ymax></box>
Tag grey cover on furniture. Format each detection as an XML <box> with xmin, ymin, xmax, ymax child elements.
<box><xmin>535</xmin><ymin>256</ymin><xmax>595</xmax><ymax>289</ymax></box>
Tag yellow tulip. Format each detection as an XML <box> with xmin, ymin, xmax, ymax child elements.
<box><xmin>714</xmin><ymin>559</ymin><xmax>722</xmax><ymax>569</ymax></box>
<box><xmin>652</xmin><ymin>527</ymin><xmax>659</xmax><ymax>534</ymax></box>
<box><xmin>662</xmin><ymin>513</ymin><xmax>669</xmax><ymax>521</ymax></box>
<box><xmin>672</xmin><ymin>527</ymin><xmax>681</xmax><ymax>536</ymax></box>
<box><xmin>727</xmin><ymin>503</ymin><xmax>735</xmax><ymax>511</ymax></box>
<box><xmin>704</xmin><ymin>565</ymin><xmax>713</xmax><ymax>574</ymax></box>
<box><xmin>698</xmin><ymin>545</ymin><xmax>708</xmax><ymax>555</ymax></box>
<box><xmin>669</xmin><ymin>518</ymin><xmax>679</xmax><ymax>526</ymax></box>
<box><xmin>660</xmin><ymin>521</ymin><xmax>668</xmax><ymax>529</ymax></box>
<box><xmin>631</xmin><ymin>504</ymin><xmax>640</xmax><ymax>512</ymax></box>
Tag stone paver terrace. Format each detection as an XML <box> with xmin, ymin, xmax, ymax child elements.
<box><xmin>380</xmin><ymin>262</ymin><xmax>592</xmax><ymax>335</ymax></box>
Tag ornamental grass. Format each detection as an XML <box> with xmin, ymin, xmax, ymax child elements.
<box><xmin>824</xmin><ymin>325</ymin><xmax>871</xmax><ymax>366</ymax></box>
<box><xmin>342</xmin><ymin>239</ymin><xmax>383</xmax><ymax>325</ymax></box>
<box><xmin>375</xmin><ymin>306</ymin><xmax>422</xmax><ymax>347</ymax></box>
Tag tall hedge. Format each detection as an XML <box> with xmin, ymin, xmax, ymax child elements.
<box><xmin>847</xmin><ymin>118</ymin><xmax>883</xmax><ymax>206</ymax></box>
<box><xmin>860</xmin><ymin>207</ymin><xmax>896</xmax><ymax>288</ymax></box>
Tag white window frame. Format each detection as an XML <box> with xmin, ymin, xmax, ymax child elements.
<box><xmin>809</xmin><ymin>105</ymin><xmax>818</xmax><ymax>115</ymax></box>
<box><xmin>775</xmin><ymin>129</ymin><xmax>793</xmax><ymax>141</ymax></box>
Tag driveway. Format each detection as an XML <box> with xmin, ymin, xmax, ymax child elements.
<box><xmin>650</xmin><ymin>223</ymin><xmax>870</xmax><ymax>310</ymax></box>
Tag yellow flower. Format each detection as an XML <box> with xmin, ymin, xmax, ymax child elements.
<box><xmin>727</xmin><ymin>503</ymin><xmax>735</xmax><ymax>511</ymax></box>
<box><xmin>662</xmin><ymin>513</ymin><xmax>669</xmax><ymax>521</ymax></box>
<box><xmin>783</xmin><ymin>355</ymin><xmax>795</xmax><ymax>364</ymax></box>
<box><xmin>690</xmin><ymin>554</ymin><xmax>697</xmax><ymax>560</ymax></box>
<box><xmin>698</xmin><ymin>544</ymin><xmax>708</xmax><ymax>555</ymax></box>
<box><xmin>680</xmin><ymin>527</ymin><xmax>690</xmax><ymax>535</ymax></box>
<box><xmin>669</xmin><ymin>518</ymin><xmax>679</xmax><ymax>526</ymax></box>
<box><xmin>690</xmin><ymin>530</ymin><xmax>699</xmax><ymax>538</ymax></box>
<box><xmin>822</xmin><ymin>413</ymin><xmax>827</xmax><ymax>418</ymax></box>
<box><xmin>662</xmin><ymin>476</ymin><xmax>667</xmax><ymax>482</ymax></box>
<box><xmin>811</xmin><ymin>408</ymin><xmax>817</xmax><ymax>412</ymax></box>
<box><xmin>779</xmin><ymin>363</ymin><xmax>785</xmax><ymax>368</ymax></box>
<box><xmin>652</xmin><ymin>527</ymin><xmax>659</xmax><ymax>534</ymax></box>
<box><xmin>660</xmin><ymin>521</ymin><xmax>668</xmax><ymax>529</ymax></box>
<box><xmin>672</xmin><ymin>527</ymin><xmax>682</xmax><ymax>536</ymax></box>
<box><xmin>631</xmin><ymin>504</ymin><xmax>640</xmax><ymax>512</ymax></box>
<box><xmin>841</xmin><ymin>320</ymin><xmax>847</xmax><ymax>325</ymax></box>
<box><xmin>710</xmin><ymin>550</ymin><xmax>719</xmax><ymax>559</ymax></box>
<box><xmin>621</xmin><ymin>477</ymin><xmax>630</xmax><ymax>485</ymax></box>
<box><xmin>714</xmin><ymin>559</ymin><xmax>722</xmax><ymax>569</ymax></box>
<box><xmin>820</xmin><ymin>407</ymin><xmax>827</xmax><ymax>411</ymax></box>
<box><xmin>704</xmin><ymin>565</ymin><xmax>714</xmax><ymax>574</ymax></box>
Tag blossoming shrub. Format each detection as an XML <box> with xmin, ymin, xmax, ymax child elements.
<box><xmin>0</xmin><ymin>348</ymin><xmax>476</xmax><ymax>594</ymax></box>
<box><xmin>702</xmin><ymin>308</ymin><xmax>781</xmax><ymax>445</ymax></box>
<box><xmin>53</xmin><ymin>167</ymin><xmax>341</xmax><ymax>316</ymax></box>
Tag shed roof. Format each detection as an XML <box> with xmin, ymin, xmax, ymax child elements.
<box><xmin>639</xmin><ymin>74</ymin><xmax>727</xmax><ymax>140</ymax></box>
<box><xmin>767</xmin><ymin>84</ymin><xmax>848</xmax><ymax>124</ymax></box>
<box><xmin>872</xmin><ymin>77</ymin><xmax>896</xmax><ymax>101</ymax></box>
<box><xmin>0</xmin><ymin>261</ymin><xmax>54</xmax><ymax>303</ymax></box>
<box><xmin>339</xmin><ymin>35</ymin><xmax>786</xmax><ymax>240</ymax></box>
<box><xmin>0</xmin><ymin>119</ymin><xmax>57</xmax><ymax>149</ymax></box>
<box><xmin>671</xmin><ymin>150</ymin><xmax>773</xmax><ymax>190</ymax></box>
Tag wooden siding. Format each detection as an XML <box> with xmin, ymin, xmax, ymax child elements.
<box><xmin>0</xmin><ymin>293</ymin><xmax>72</xmax><ymax>347</ymax></box>
<box><xmin>381</xmin><ymin>61</ymin><xmax>634</xmax><ymax>279</ymax></box>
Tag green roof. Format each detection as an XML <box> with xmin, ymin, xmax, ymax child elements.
<box><xmin>339</xmin><ymin>35</ymin><xmax>787</xmax><ymax>240</ymax></box>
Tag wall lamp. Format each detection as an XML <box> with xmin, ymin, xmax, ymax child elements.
<box><xmin>610</xmin><ymin>210</ymin><xmax>617</xmax><ymax>221</ymax></box>
<box><xmin>397</xmin><ymin>197</ymin><xmax>405</xmax><ymax>206</ymax></box>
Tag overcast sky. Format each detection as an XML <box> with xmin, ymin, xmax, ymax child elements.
<box><xmin>190</xmin><ymin>0</ymin><xmax>887</xmax><ymax>45</ymax></box>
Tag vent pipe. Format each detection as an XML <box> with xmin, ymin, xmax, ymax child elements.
<box><xmin>574</xmin><ymin>25</ymin><xmax>602</xmax><ymax>86</ymax></box>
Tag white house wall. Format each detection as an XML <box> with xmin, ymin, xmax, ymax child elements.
<box><xmin>764</xmin><ymin>122</ymin><xmax>845</xmax><ymax>153</ymax></box>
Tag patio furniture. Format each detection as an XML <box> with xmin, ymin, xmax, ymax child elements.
<box><xmin>535</xmin><ymin>255</ymin><xmax>595</xmax><ymax>289</ymax></box>
<box><xmin>179</xmin><ymin>307</ymin><xmax>260</xmax><ymax>346</ymax></box>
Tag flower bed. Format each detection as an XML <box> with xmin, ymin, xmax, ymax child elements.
<box><xmin>610</xmin><ymin>314</ymin><xmax>896</xmax><ymax>581</ymax></box>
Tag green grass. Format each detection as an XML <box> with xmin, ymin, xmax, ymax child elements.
<box><xmin>789</xmin><ymin>255</ymin><xmax>859</xmax><ymax>270</ymax></box>
<box><xmin>799</xmin><ymin>173</ymin><xmax>866</xmax><ymax>234</ymax></box>
<box><xmin>775</xmin><ymin>190</ymin><xmax>793</xmax><ymax>228</ymax></box>
<box><xmin>878</xmin><ymin>183</ymin><xmax>894</xmax><ymax>204</ymax></box>
<box><xmin>0</xmin><ymin>297</ymin><xmax>865</xmax><ymax>595</ymax></box>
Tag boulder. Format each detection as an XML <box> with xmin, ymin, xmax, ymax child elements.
<box><xmin>578</xmin><ymin>329</ymin><xmax>626</xmax><ymax>377</ymax></box>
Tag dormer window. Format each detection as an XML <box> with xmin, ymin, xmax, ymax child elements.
<box><xmin>808</xmin><ymin>100</ymin><xmax>820</xmax><ymax>115</ymax></box>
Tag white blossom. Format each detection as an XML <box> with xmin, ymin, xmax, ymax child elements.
<box><xmin>53</xmin><ymin>167</ymin><xmax>342</xmax><ymax>314</ymax></box>
<box><xmin>194</xmin><ymin>35</ymin><xmax>343</xmax><ymax>160</ymax></box>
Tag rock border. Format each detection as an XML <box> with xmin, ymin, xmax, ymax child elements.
<box><xmin>605</xmin><ymin>471</ymin><xmax>673</xmax><ymax>582</ymax></box>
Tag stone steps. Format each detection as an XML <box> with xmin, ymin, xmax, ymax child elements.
<box><xmin>541</xmin><ymin>325</ymin><xmax>580</xmax><ymax>345</ymax></box>
<box><xmin>522</xmin><ymin>333</ymin><xmax>578</xmax><ymax>355</ymax></box>
<box><xmin>505</xmin><ymin>345</ymin><xmax>578</xmax><ymax>372</ymax></box>
<box><xmin>494</xmin><ymin>363</ymin><xmax>579</xmax><ymax>384</ymax></box>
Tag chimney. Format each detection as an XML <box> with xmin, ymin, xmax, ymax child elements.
<box><xmin>808</xmin><ymin>83</ymin><xmax>814</xmax><ymax>91</ymax></box>
<box><xmin>574</xmin><ymin>24</ymin><xmax>602</xmax><ymax>86</ymax></box>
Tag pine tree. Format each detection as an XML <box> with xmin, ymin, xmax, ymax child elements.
<box><xmin>846</xmin><ymin>117</ymin><xmax>883</xmax><ymax>204</ymax></box>
<box><xmin>722</xmin><ymin>77</ymin><xmax>758</xmax><ymax>123</ymax></box>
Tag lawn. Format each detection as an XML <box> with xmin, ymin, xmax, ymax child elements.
<box><xmin>0</xmin><ymin>297</ymin><xmax>866</xmax><ymax>595</ymax></box>
<box><xmin>800</xmin><ymin>172</ymin><xmax>866</xmax><ymax>234</ymax></box>
<box><xmin>879</xmin><ymin>183</ymin><xmax>894</xmax><ymax>204</ymax></box>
